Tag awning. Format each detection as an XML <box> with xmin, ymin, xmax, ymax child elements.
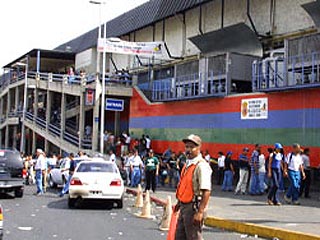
<box><xmin>3</xmin><ymin>49</ymin><xmax>75</xmax><ymax>69</ymax></box>
<box><xmin>301</xmin><ymin>0</ymin><xmax>320</xmax><ymax>28</ymax></box>
<box><xmin>189</xmin><ymin>23</ymin><xmax>262</xmax><ymax>57</ymax></box>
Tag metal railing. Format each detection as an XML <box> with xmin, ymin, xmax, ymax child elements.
<box><xmin>148</xmin><ymin>71</ymin><xmax>226</xmax><ymax>102</ymax></box>
<box><xmin>252</xmin><ymin>51</ymin><xmax>320</xmax><ymax>91</ymax></box>
<box><xmin>48</xmin><ymin>123</ymin><xmax>61</xmax><ymax>137</ymax></box>
<box><xmin>63</xmin><ymin>131</ymin><xmax>79</xmax><ymax>147</ymax></box>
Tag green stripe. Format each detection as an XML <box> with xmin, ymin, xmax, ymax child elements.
<box><xmin>130</xmin><ymin>128</ymin><xmax>320</xmax><ymax>147</ymax></box>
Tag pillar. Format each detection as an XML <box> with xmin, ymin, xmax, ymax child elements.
<box><xmin>46</xmin><ymin>90</ymin><xmax>51</xmax><ymax>132</ymax></box>
<box><xmin>79</xmin><ymin>94</ymin><xmax>85</xmax><ymax>148</ymax></box>
<box><xmin>114</xmin><ymin>111</ymin><xmax>120</xmax><ymax>137</ymax></box>
<box><xmin>60</xmin><ymin>93</ymin><xmax>66</xmax><ymax>140</ymax></box>
<box><xmin>32</xmin><ymin>130</ymin><xmax>36</xmax><ymax>153</ymax></box>
<box><xmin>5</xmin><ymin>91</ymin><xmax>10</xmax><ymax>148</ymax></box>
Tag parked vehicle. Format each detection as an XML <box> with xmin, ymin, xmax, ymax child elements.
<box><xmin>47</xmin><ymin>157</ymin><xmax>89</xmax><ymax>188</ymax></box>
<box><xmin>0</xmin><ymin>149</ymin><xmax>24</xmax><ymax>198</ymax></box>
<box><xmin>68</xmin><ymin>159</ymin><xmax>124</xmax><ymax>209</ymax></box>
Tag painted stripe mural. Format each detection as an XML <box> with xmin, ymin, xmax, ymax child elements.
<box><xmin>129</xmin><ymin>88</ymin><xmax>320</xmax><ymax>166</ymax></box>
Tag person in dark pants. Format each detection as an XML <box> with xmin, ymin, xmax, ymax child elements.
<box><xmin>144</xmin><ymin>149</ymin><xmax>159</xmax><ymax>193</ymax></box>
<box><xmin>267</xmin><ymin>143</ymin><xmax>284</xmax><ymax>205</ymax></box>
<box><xmin>300</xmin><ymin>148</ymin><xmax>311</xmax><ymax>198</ymax></box>
<box><xmin>217</xmin><ymin>152</ymin><xmax>225</xmax><ymax>185</ymax></box>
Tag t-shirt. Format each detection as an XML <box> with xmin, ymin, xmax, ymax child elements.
<box><xmin>146</xmin><ymin>138</ymin><xmax>151</xmax><ymax>149</ymax></box>
<box><xmin>286</xmin><ymin>153</ymin><xmax>303</xmax><ymax>172</ymax></box>
<box><xmin>218</xmin><ymin>155</ymin><xmax>225</xmax><ymax>168</ymax></box>
<box><xmin>258</xmin><ymin>154</ymin><xmax>266</xmax><ymax>173</ymax></box>
<box><xmin>239</xmin><ymin>154</ymin><xmax>249</xmax><ymax>170</ymax></box>
<box><xmin>131</xmin><ymin>155</ymin><xmax>143</xmax><ymax>167</ymax></box>
<box><xmin>224</xmin><ymin>157</ymin><xmax>232</xmax><ymax>171</ymax></box>
<box><xmin>109</xmin><ymin>153</ymin><xmax>116</xmax><ymax>162</ymax></box>
<box><xmin>271</xmin><ymin>152</ymin><xmax>283</xmax><ymax>169</ymax></box>
<box><xmin>168</xmin><ymin>158</ymin><xmax>178</xmax><ymax>170</ymax></box>
<box><xmin>204</xmin><ymin>154</ymin><xmax>211</xmax><ymax>163</ymax></box>
<box><xmin>302</xmin><ymin>154</ymin><xmax>310</xmax><ymax>170</ymax></box>
<box><xmin>145</xmin><ymin>156</ymin><xmax>159</xmax><ymax>171</ymax></box>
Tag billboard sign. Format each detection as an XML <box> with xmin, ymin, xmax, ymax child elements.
<box><xmin>241</xmin><ymin>98</ymin><xmax>268</xmax><ymax>120</ymax></box>
<box><xmin>106</xmin><ymin>98</ymin><xmax>124</xmax><ymax>112</ymax></box>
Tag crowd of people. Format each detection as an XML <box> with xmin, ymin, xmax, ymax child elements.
<box><xmin>119</xmin><ymin>136</ymin><xmax>316</xmax><ymax>205</ymax></box>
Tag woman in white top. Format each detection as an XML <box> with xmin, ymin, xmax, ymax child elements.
<box><xmin>258</xmin><ymin>153</ymin><xmax>267</xmax><ymax>194</ymax></box>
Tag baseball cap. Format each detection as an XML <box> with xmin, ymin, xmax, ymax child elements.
<box><xmin>243</xmin><ymin>147</ymin><xmax>249</xmax><ymax>152</ymax></box>
<box><xmin>36</xmin><ymin>149</ymin><xmax>43</xmax><ymax>154</ymax></box>
<box><xmin>182</xmin><ymin>134</ymin><xmax>202</xmax><ymax>146</ymax></box>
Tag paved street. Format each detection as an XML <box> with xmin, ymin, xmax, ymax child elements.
<box><xmin>0</xmin><ymin>185</ymin><xmax>263</xmax><ymax>240</ymax></box>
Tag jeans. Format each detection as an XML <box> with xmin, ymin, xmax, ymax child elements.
<box><xmin>222</xmin><ymin>170</ymin><xmax>233</xmax><ymax>191</ymax></box>
<box><xmin>61</xmin><ymin>174</ymin><xmax>72</xmax><ymax>195</ymax></box>
<box><xmin>235</xmin><ymin>168</ymin><xmax>249</xmax><ymax>193</ymax></box>
<box><xmin>258</xmin><ymin>172</ymin><xmax>266</xmax><ymax>193</ymax></box>
<box><xmin>131</xmin><ymin>167</ymin><xmax>141</xmax><ymax>187</ymax></box>
<box><xmin>35</xmin><ymin>170</ymin><xmax>43</xmax><ymax>194</ymax></box>
<box><xmin>249</xmin><ymin>171</ymin><xmax>260</xmax><ymax>195</ymax></box>
<box><xmin>125</xmin><ymin>167</ymin><xmax>131</xmax><ymax>186</ymax></box>
<box><xmin>169</xmin><ymin>169</ymin><xmax>180</xmax><ymax>188</ymax></box>
<box><xmin>268</xmin><ymin>168</ymin><xmax>281</xmax><ymax>203</ymax></box>
<box><xmin>286</xmin><ymin>170</ymin><xmax>301</xmax><ymax>202</ymax></box>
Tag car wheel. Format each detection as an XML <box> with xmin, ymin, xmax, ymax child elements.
<box><xmin>48</xmin><ymin>176</ymin><xmax>57</xmax><ymax>188</ymax></box>
<box><xmin>68</xmin><ymin>197</ymin><xmax>76</xmax><ymax>209</ymax></box>
<box><xmin>14</xmin><ymin>188</ymin><xmax>24</xmax><ymax>198</ymax></box>
<box><xmin>116</xmin><ymin>198</ymin><xmax>123</xmax><ymax>209</ymax></box>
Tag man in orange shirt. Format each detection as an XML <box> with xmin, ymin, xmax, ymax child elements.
<box><xmin>175</xmin><ymin>134</ymin><xmax>212</xmax><ymax>240</ymax></box>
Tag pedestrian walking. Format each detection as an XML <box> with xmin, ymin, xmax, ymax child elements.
<box><xmin>167</xmin><ymin>152</ymin><xmax>179</xmax><ymax>188</ymax></box>
<box><xmin>235</xmin><ymin>148</ymin><xmax>250</xmax><ymax>195</ymax></box>
<box><xmin>222</xmin><ymin>151</ymin><xmax>235</xmax><ymax>192</ymax></box>
<box><xmin>130</xmin><ymin>150</ymin><xmax>143</xmax><ymax>187</ymax></box>
<box><xmin>144</xmin><ymin>149</ymin><xmax>159</xmax><ymax>193</ymax></box>
<box><xmin>249</xmin><ymin>144</ymin><xmax>261</xmax><ymax>195</ymax></box>
<box><xmin>175</xmin><ymin>134</ymin><xmax>212</xmax><ymax>240</ymax></box>
<box><xmin>34</xmin><ymin>149</ymin><xmax>46</xmax><ymax>196</ymax></box>
<box><xmin>217</xmin><ymin>152</ymin><xmax>225</xmax><ymax>185</ymax></box>
<box><xmin>267</xmin><ymin>143</ymin><xmax>284</xmax><ymax>205</ymax></box>
<box><xmin>284</xmin><ymin>144</ymin><xmax>306</xmax><ymax>205</ymax></box>
<box><xmin>59</xmin><ymin>153</ymin><xmax>75</xmax><ymax>197</ymax></box>
<box><xmin>300</xmin><ymin>148</ymin><xmax>311</xmax><ymax>198</ymax></box>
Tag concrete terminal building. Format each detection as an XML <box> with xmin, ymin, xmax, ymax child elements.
<box><xmin>1</xmin><ymin>0</ymin><xmax>320</xmax><ymax>165</ymax></box>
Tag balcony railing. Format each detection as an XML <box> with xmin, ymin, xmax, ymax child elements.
<box><xmin>252</xmin><ymin>51</ymin><xmax>320</xmax><ymax>92</ymax></box>
<box><xmin>139</xmin><ymin>71</ymin><xmax>226</xmax><ymax>102</ymax></box>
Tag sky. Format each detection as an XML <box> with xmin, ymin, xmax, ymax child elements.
<box><xmin>0</xmin><ymin>0</ymin><xmax>149</xmax><ymax>71</ymax></box>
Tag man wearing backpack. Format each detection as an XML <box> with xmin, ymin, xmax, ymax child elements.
<box><xmin>284</xmin><ymin>144</ymin><xmax>306</xmax><ymax>205</ymax></box>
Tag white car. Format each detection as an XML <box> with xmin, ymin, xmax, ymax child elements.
<box><xmin>48</xmin><ymin>157</ymin><xmax>89</xmax><ymax>188</ymax></box>
<box><xmin>68</xmin><ymin>160</ymin><xmax>124</xmax><ymax>209</ymax></box>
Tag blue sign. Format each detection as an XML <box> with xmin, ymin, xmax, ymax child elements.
<box><xmin>106</xmin><ymin>98</ymin><xmax>124</xmax><ymax>112</ymax></box>
<box><xmin>94</xmin><ymin>117</ymin><xmax>99</xmax><ymax>122</ymax></box>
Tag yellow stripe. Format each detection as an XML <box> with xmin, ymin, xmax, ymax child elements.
<box><xmin>0</xmin><ymin>214</ymin><xmax>3</xmax><ymax>221</ymax></box>
<box><xmin>205</xmin><ymin>216</ymin><xmax>320</xmax><ymax>240</ymax></box>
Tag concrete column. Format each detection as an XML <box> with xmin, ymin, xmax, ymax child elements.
<box><xmin>44</xmin><ymin>139</ymin><xmax>49</xmax><ymax>154</ymax></box>
<box><xmin>46</xmin><ymin>90</ymin><xmax>51</xmax><ymax>131</ymax></box>
<box><xmin>15</xmin><ymin>87</ymin><xmax>19</xmax><ymax>113</ymax></box>
<box><xmin>0</xmin><ymin>130</ymin><xmax>2</xmax><ymax>148</ymax></box>
<box><xmin>79</xmin><ymin>95</ymin><xmax>85</xmax><ymax>148</ymax></box>
<box><xmin>13</xmin><ymin>126</ymin><xmax>17</xmax><ymax>149</ymax></box>
<box><xmin>34</xmin><ymin>88</ymin><xmax>39</xmax><ymax>119</ymax></box>
<box><xmin>4</xmin><ymin>126</ymin><xmax>9</xmax><ymax>148</ymax></box>
<box><xmin>226</xmin><ymin>53</ymin><xmax>232</xmax><ymax>95</ymax></box>
<box><xmin>60</xmin><ymin>93</ymin><xmax>66</xmax><ymax>139</ymax></box>
<box><xmin>5</xmin><ymin>91</ymin><xmax>11</xmax><ymax>148</ymax></box>
<box><xmin>32</xmin><ymin>130</ymin><xmax>36</xmax><ymax>153</ymax></box>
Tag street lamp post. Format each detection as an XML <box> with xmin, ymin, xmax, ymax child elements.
<box><xmin>90</xmin><ymin>0</ymin><xmax>107</xmax><ymax>154</ymax></box>
<box><xmin>17</xmin><ymin>62</ymin><xmax>28</xmax><ymax>153</ymax></box>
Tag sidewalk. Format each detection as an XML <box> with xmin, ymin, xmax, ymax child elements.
<box><xmin>127</xmin><ymin>186</ymin><xmax>320</xmax><ymax>239</ymax></box>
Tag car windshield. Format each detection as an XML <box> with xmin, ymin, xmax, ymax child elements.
<box><xmin>77</xmin><ymin>162</ymin><xmax>117</xmax><ymax>173</ymax></box>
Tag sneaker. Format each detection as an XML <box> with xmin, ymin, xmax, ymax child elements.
<box><xmin>284</xmin><ymin>195</ymin><xmax>291</xmax><ymax>204</ymax></box>
<box><xmin>36</xmin><ymin>192</ymin><xmax>43</xmax><ymax>196</ymax></box>
<box><xmin>58</xmin><ymin>193</ymin><xmax>64</xmax><ymax>198</ymax></box>
<box><xmin>267</xmin><ymin>199</ymin><xmax>274</xmax><ymax>206</ymax></box>
<box><xmin>274</xmin><ymin>202</ymin><xmax>282</xmax><ymax>206</ymax></box>
<box><xmin>293</xmin><ymin>201</ymin><xmax>301</xmax><ymax>205</ymax></box>
<box><xmin>241</xmin><ymin>192</ymin><xmax>246</xmax><ymax>195</ymax></box>
<box><xmin>234</xmin><ymin>191</ymin><xmax>240</xmax><ymax>195</ymax></box>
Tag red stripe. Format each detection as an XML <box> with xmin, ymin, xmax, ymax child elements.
<box><xmin>130</xmin><ymin>88</ymin><xmax>320</xmax><ymax>118</ymax></box>
<box><xmin>150</xmin><ymin>140</ymin><xmax>320</xmax><ymax>167</ymax></box>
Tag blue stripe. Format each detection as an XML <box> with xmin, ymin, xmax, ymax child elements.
<box><xmin>129</xmin><ymin>109</ymin><xmax>320</xmax><ymax>129</ymax></box>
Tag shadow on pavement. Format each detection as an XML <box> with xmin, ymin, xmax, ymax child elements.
<box><xmin>47</xmin><ymin>198</ymin><xmax>115</xmax><ymax>210</ymax></box>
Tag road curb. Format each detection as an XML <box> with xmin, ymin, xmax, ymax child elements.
<box><xmin>205</xmin><ymin>217</ymin><xmax>320</xmax><ymax>240</ymax></box>
<box><xmin>126</xmin><ymin>188</ymin><xmax>320</xmax><ymax>240</ymax></box>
